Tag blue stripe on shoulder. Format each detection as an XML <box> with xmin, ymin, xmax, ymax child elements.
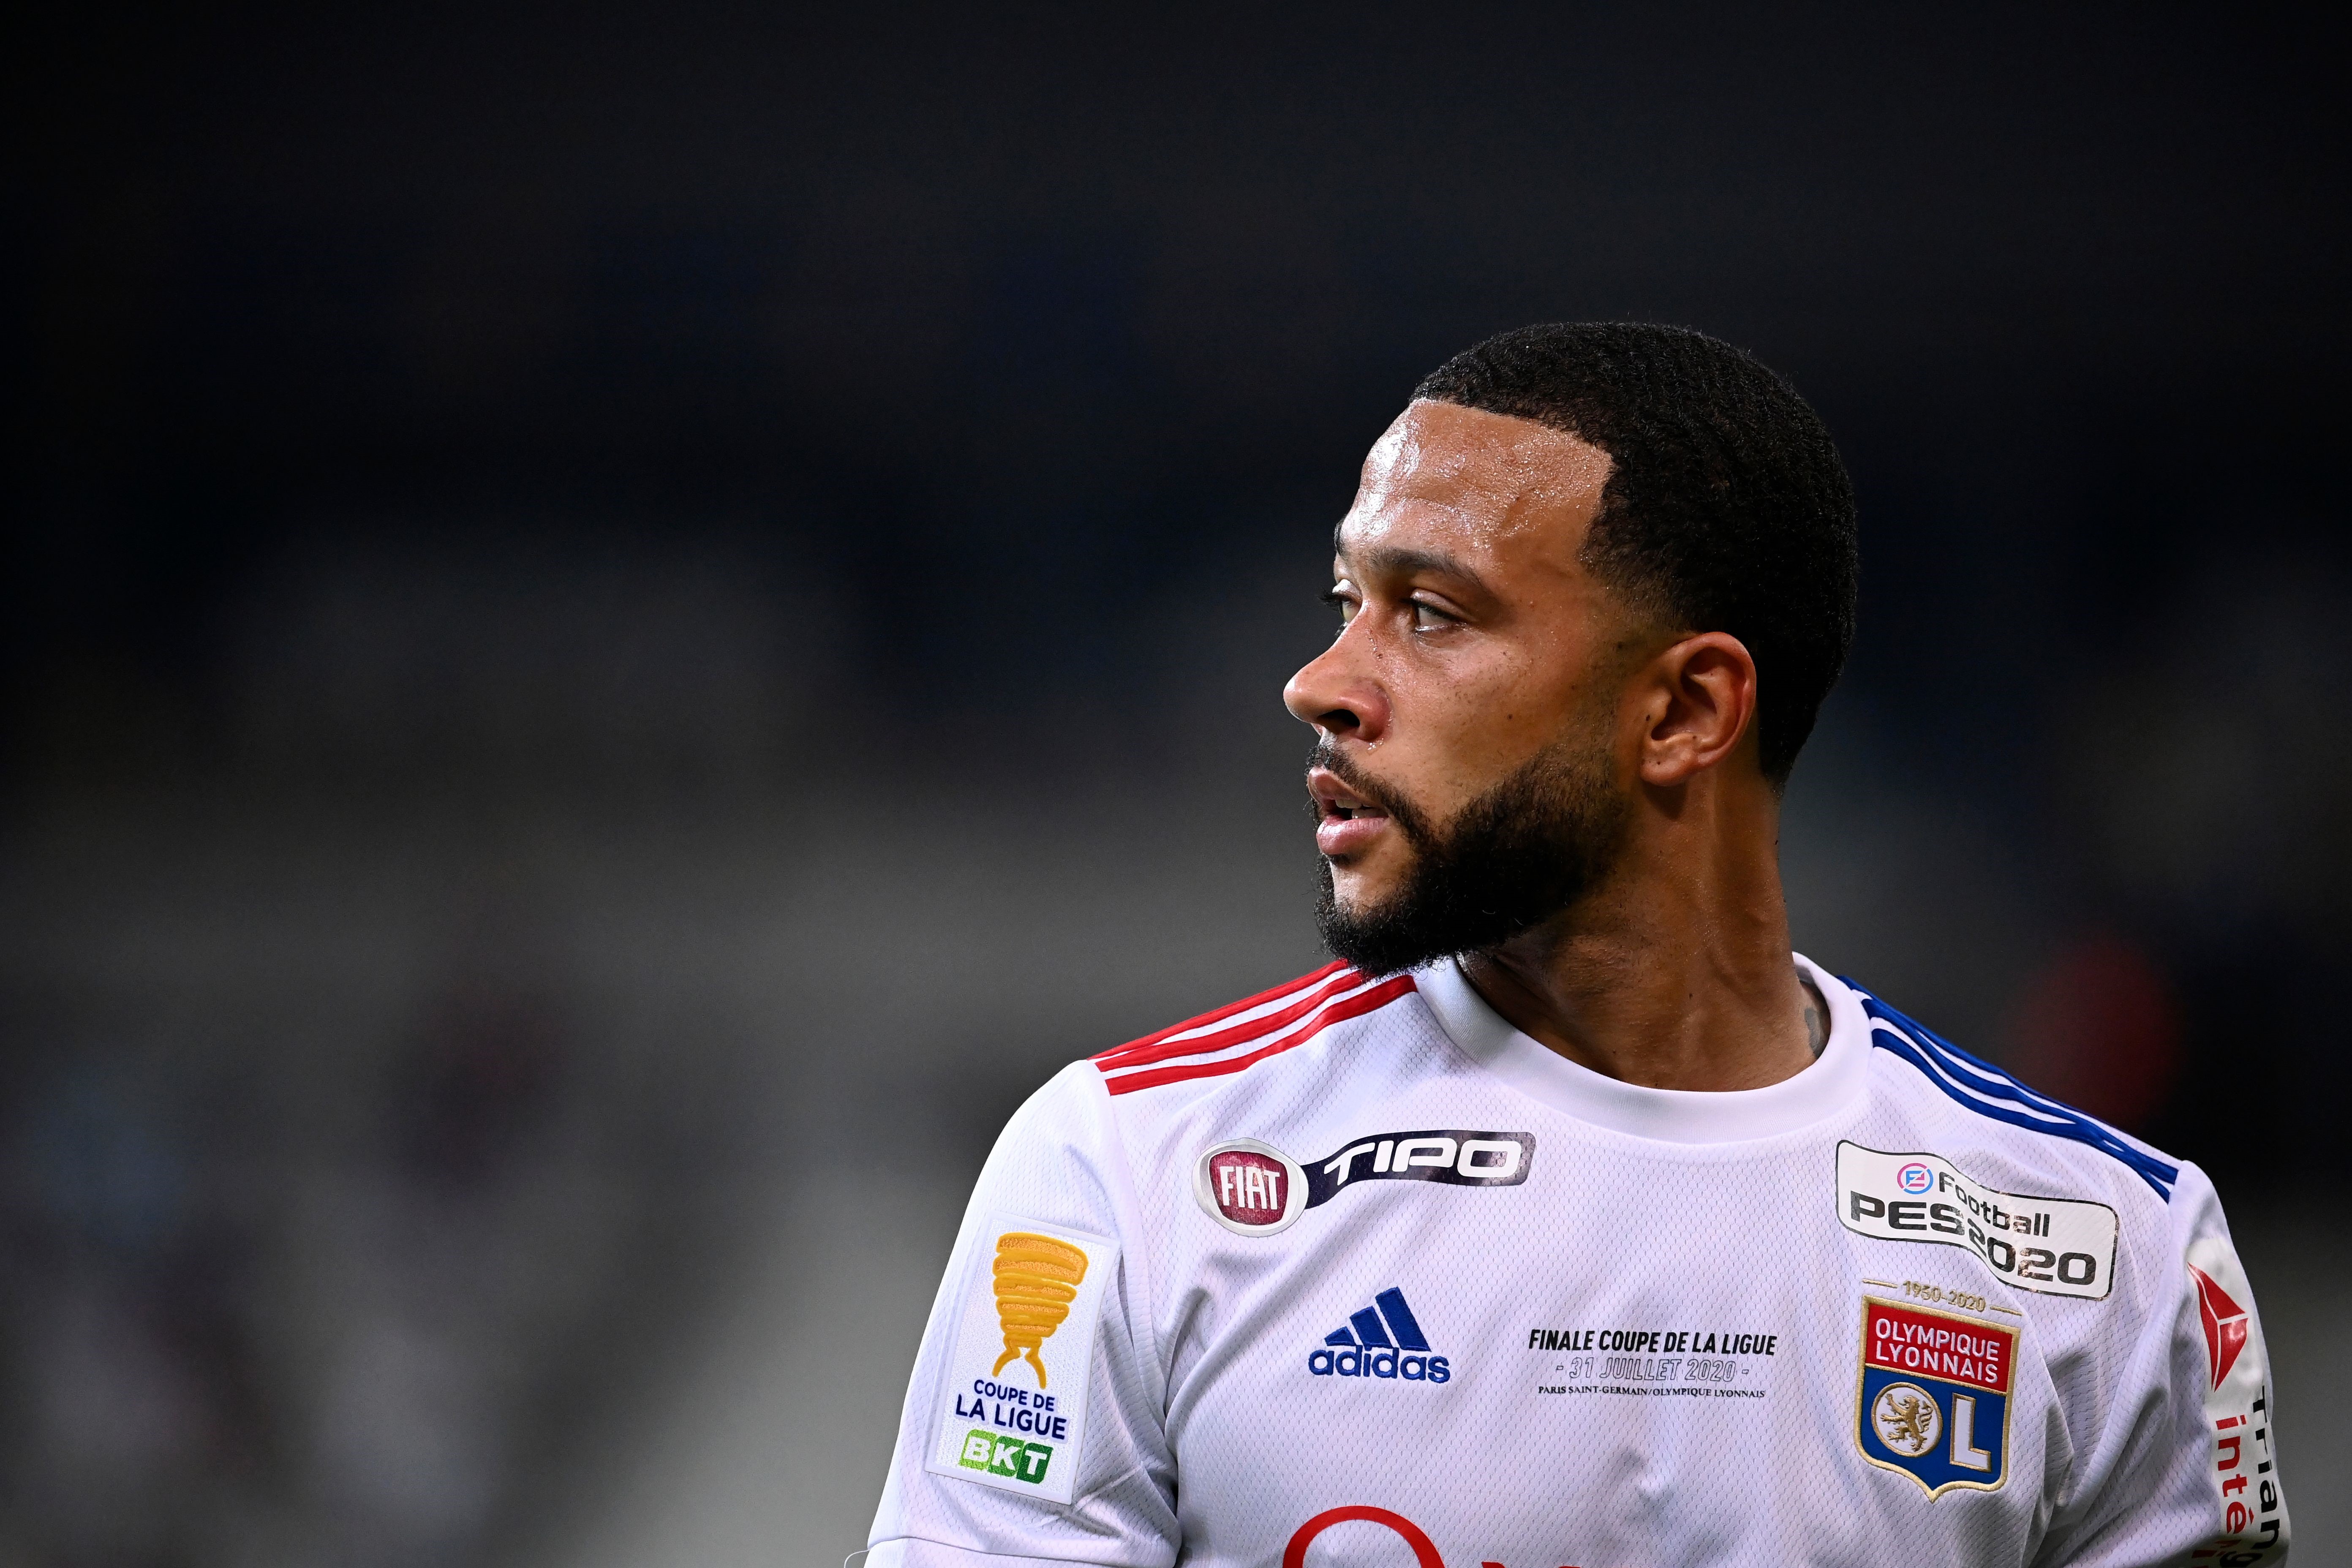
<box><xmin>1842</xmin><ymin>978</ymin><xmax>2180</xmax><ymax>1201</ymax></box>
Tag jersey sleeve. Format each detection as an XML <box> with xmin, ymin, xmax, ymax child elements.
<box><xmin>866</xmin><ymin>1061</ymin><xmax>1178</xmax><ymax>1568</ymax></box>
<box><xmin>2034</xmin><ymin>1162</ymin><xmax>2290</xmax><ymax>1567</ymax></box>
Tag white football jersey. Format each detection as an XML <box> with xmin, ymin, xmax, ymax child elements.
<box><xmin>866</xmin><ymin>954</ymin><xmax>2288</xmax><ymax>1567</ymax></box>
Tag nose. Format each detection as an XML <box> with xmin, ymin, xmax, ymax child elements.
<box><xmin>1283</xmin><ymin>631</ymin><xmax>1390</xmax><ymax>745</ymax></box>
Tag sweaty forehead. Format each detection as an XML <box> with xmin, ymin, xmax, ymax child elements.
<box><xmin>1342</xmin><ymin>400</ymin><xmax>1612</xmax><ymax>559</ymax></box>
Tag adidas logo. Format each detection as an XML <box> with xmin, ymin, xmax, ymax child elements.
<box><xmin>1305</xmin><ymin>1287</ymin><xmax>1452</xmax><ymax>1383</ymax></box>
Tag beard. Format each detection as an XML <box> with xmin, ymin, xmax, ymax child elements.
<box><xmin>1312</xmin><ymin>729</ymin><xmax>1631</xmax><ymax>978</ymax></box>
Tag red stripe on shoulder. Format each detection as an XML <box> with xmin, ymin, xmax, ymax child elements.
<box><xmin>1094</xmin><ymin>965</ymin><xmax>1364</xmax><ymax>1072</ymax></box>
<box><xmin>1100</xmin><ymin>973</ymin><xmax>1416</xmax><ymax>1096</ymax></box>
<box><xmin>1092</xmin><ymin>959</ymin><xmax>1349</xmax><ymax>1064</ymax></box>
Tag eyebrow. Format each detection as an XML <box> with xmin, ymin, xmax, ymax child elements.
<box><xmin>1334</xmin><ymin>540</ymin><xmax>1494</xmax><ymax>598</ymax></box>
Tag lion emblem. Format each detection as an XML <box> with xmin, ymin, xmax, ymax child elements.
<box><xmin>1871</xmin><ymin>1382</ymin><xmax>1944</xmax><ymax>1457</ymax></box>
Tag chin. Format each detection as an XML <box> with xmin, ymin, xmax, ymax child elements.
<box><xmin>1319</xmin><ymin>874</ymin><xmax>1409</xmax><ymax>940</ymax></box>
<box><xmin>1323</xmin><ymin>864</ymin><xmax>1390</xmax><ymax>914</ymax></box>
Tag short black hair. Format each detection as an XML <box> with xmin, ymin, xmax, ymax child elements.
<box><xmin>1413</xmin><ymin>322</ymin><xmax>1858</xmax><ymax>785</ymax></box>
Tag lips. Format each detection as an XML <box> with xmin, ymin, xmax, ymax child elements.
<box><xmin>1308</xmin><ymin>766</ymin><xmax>1392</xmax><ymax>858</ymax></box>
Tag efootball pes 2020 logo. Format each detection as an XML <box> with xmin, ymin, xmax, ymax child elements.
<box><xmin>1854</xmin><ymin>1297</ymin><xmax>2016</xmax><ymax>1496</ymax></box>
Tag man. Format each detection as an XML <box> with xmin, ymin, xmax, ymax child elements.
<box><xmin>865</xmin><ymin>324</ymin><xmax>2287</xmax><ymax>1566</ymax></box>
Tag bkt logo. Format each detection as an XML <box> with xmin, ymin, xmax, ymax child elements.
<box><xmin>1307</xmin><ymin>1288</ymin><xmax>1451</xmax><ymax>1383</ymax></box>
<box><xmin>956</xmin><ymin>1429</ymin><xmax>1053</xmax><ymax>1486</ymax></box>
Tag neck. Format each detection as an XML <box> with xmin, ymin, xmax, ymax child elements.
<box><xmin>1457</xmin><ymin>782</ymin><xmax>1818</xmax><ymax>1092</ymax></box>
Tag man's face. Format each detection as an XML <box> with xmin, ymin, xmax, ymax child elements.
<box><xmin>1283</xmin><ymin>400</ymin><xmax>1655</xmax><ymax>972</ymax></box>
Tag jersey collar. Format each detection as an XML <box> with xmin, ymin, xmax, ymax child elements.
<box><xmin>1414</xmin><ymin>952</ymin><xmax>1870</xmax><ymax>1144</ymax></box>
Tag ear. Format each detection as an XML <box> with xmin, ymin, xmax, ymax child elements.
<box><xmin>1634</xmin><ymin>632</ymin><xmax>1760</xmax><ymax>787</ymax></box>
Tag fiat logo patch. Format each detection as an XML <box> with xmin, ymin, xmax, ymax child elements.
<box><xmin>1194</xmin><ymin>1139</ymin><xmax>1309</xmax><ymax>1235</ymax></box>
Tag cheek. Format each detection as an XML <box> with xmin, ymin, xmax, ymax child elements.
<box><xmin>1386</xmin><ymin>659</ymin><xmax>1576</xmax><ymax>808</ymax></box>
<box><xmin>1407</xmin><ymin>648</ymin><xmax>1581</xmax><ymax>755</ymax></box>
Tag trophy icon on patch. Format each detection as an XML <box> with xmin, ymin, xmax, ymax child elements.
<box><xmin>990</xmin><ymin>1232</ymin><xmax>1090</xmax><ymax>1386</ymax></box>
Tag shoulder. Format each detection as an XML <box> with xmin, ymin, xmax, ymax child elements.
<box><xmin>961</xmin><ymin>964</ymin><xmax>1429</xmax><ymax>1265</ymax></box>
<box><xmin>1086</xmin><ymin>960</ymin><xmax>1422</xmax><ymax>1104</ymax></box>
<box><xmin>1842</xmin><ymin>974</ymin><xmax>2184</xmax><ymax>1211</ymax></box>
<box><xmin>1836</xmin><ymin>977</ymin><xmax>2240</xmax><ymax>1385</ymax></box>
<box><xmin>969</xmin><ymin>963</ymin><xmax>1425</xmax><ymax>1204</ymax></box>
<box><xmin>1837</xmin><ymin>973</ymin><xmax>2207</xmax><ymax>1320</ymax></box>
<box><xmin>1843</xmin><ymin>978</ymin><xmax>2288</xmax><ymax>1563</ymax></box>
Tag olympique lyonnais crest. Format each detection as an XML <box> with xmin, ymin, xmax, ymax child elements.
<box><xmin>1854</xmin><ymin>1298</ymin><xmax>2017</xmax><ymax>1496</ymax></box>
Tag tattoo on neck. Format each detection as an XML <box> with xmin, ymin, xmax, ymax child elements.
<box><xmin>1800</xmin><ymin>973</ymin><xmax>1828</xmax><ymax>1059</ymax></box>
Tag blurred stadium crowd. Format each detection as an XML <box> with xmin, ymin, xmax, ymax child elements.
<box><xmin>3</xmin><ymin>8</ymin><xmax>2347</xmax><ymax>1565</ymax></box>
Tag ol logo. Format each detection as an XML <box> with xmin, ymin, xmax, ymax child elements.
<box><xmin>1896</xmin><ymin>1162</ymin><xmax>1935</xmax><ymax>1195</ymax></box>
<box><xmin>1854</xmin><ymin>1298</ymin><xmax>2016</xmax><ymax>1496</ymax></box>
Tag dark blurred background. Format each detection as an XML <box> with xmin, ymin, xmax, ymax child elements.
<box><xmin>2</xmin><ymin>6</ymin><xmax>2347</xmax><ymax>1564</ymax></box>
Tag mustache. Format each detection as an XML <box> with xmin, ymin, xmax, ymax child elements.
<box><xmin>1305</xmin><ymin>742</ymin><xmax>1433</xmax><ymax>845</ymax></box>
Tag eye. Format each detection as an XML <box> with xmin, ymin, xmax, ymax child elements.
<box><xmin>1321</xmin><ymin>585</ymin><xmax>1360</xmax><ymax>625</ymax></box>
<box><xmin>1409</xmin><ymin>598</ymin><xmax>1459</xmax><ymax>632</ymax></box>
